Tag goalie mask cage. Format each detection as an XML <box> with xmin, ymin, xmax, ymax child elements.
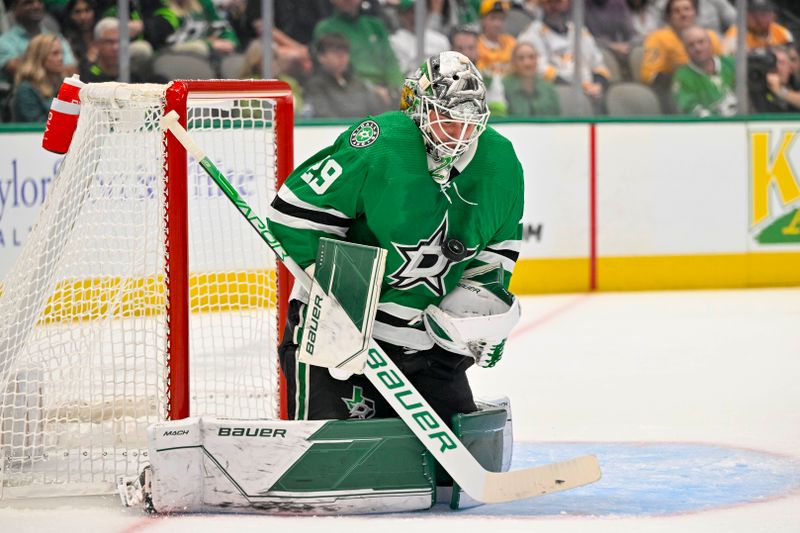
<box><xmin>0</xmin><ymin>80</ymin><xmax>293</xmax><ymax>498</ymax></box>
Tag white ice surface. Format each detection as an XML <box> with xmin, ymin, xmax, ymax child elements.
<box><xmin>2</xmin><ymin>288</ymin><xmax>799</xmax><ymax>533</ymax></box>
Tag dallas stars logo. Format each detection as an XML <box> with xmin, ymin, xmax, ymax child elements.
<box><xmin>349</xmin><ymin>120</ymin><xmax>380</xmax><ymax>148</ymax></box>
<box><xmin>388</xmin><ymin>214</ymin><xmax>476</xmax><ymax>296</ymax></box>
<box><xmin>342</xmin><ymin>386</ymin><xmax>376</xmax><ymax>419</ymax></box>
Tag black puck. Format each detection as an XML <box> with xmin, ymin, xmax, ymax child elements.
<box><xmin>442</xmin><ymin>237</ymin><xmax>469</xmax><ymax>262</ymax></box>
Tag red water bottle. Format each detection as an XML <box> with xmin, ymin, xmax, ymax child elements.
<box><xmin>42</xmin><ymin>74</ymin><xmax>85</xmax><ymax>154</ymax></box>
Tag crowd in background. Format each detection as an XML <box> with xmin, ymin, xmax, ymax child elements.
<box><xmin>0</xmin><ymin>0</ymin><xmax>798</xmax><ymax>122</ymax></box>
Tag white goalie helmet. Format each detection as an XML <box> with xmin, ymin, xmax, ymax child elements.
<box><xmin>401</xmin><ymin>51</ymin><xmax>490</xmax><ymax>163</ymax></box>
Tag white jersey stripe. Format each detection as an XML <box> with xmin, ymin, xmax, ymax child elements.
<box><xmin>278</xmin><ymin>185</ymin><xmax>351</xmax><ymax>220</ymax></box>
<box><xmin>489</xmin><ymin>239</ymin><xmax>522</xmax><ymax>253</ymax></box>
<box><xmin>372</xmin><ymin>321</ymin><xmax>435</xmax><ymax>351</ymax></box>
<box><xmin>378</xmin><ymin>302</ymin><xmax>424</xmax><ymax>321</ymax></box>
<box><xmin>374</xmin><ymin>302</ymin><xmax>431</xmax><ymax>350</ymax></box>
<box><xmin>266</xmin><ymin>205</ymin><xmax>349</xmax><ymax>237</ymax></box>
<box><xmin>475</xmin><ymin>250</ymin><xmax>516</xmax><ymax>273</ymax></box>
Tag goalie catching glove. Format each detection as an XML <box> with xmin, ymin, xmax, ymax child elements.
<box><xmin>423</xmin><ymin>264</ymin><xmax>521</xmax><ymax>368</ymax></box>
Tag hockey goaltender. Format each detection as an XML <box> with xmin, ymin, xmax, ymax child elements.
<box><xmin>120</xmin><ymin>52</ymin><xmax>601</xmax><ymax>515</ymax></box>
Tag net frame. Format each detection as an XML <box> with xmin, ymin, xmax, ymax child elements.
<box><xmin>0</xmin><ymin>79</ymin><xmax>294</xmax><ymax>498</ymax></box>
<box><xmin>164</xmin><ymin>80</ymin><xmax>294</xmax><ymax>421</ymax></box>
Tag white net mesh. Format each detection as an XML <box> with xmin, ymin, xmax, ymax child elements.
<box><xmin>184</xmin><ymin>94</ymin><xmax>280</xmax><ymax>419</ymax></box>
<box><xmin>0</xmin><ymin>82</ymin><xmax>285</xmax><ymax>497</ymax></box>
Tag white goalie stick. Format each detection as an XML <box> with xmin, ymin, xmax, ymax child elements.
<box><xmin>159</xmin><ymin>110</ymin><xmax>601</xmax><ymax>504</ymax></box>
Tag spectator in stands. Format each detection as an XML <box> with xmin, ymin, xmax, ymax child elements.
<box><xmin>695</xmin><ymin>0</ymin><xmax>736</xmax><ymax>35</ymax></box>
<box><xmin>1</xmin><ymin>0</ymin><xmax>10</xmax><ymax>34</ymax></box>
<box><xmin>650</xmin><ymin>0</ymin><xmax>736</xmax><ymax>36</ymax></box>
<box><xmin>232</xmin><ymin>26</ymin><xmax>312</xmax><ymax>80</ymax></box>
<box><xmin>272</xmin><ymin>0</ymin><xmax>331</xmax><ymax>45</ymax></box>
<box><xmin>240</xmin><ymin>0</ymin><xmax>320</xmax><ymax>75</ymax></box>
<box><xmin>258</xmin><ymin>29</ymin><xmax>313</xmax><ymax>79</ymax></box>
<box><xmin>450</xmin><ymin>23</ymin><xmax>481</xmax><ymax>63</ymax></box>
<box><xmin>787</xmin><ymin>43</ymin><xmax>800</xmax><ymax>89</ymax></box>
<box><xmin>222</xmin><ymin>0</ymin><xmax>250</xmax><ymax>47</ymax></box>
<box><xmin>89</xmin><ymin>0</ymin><xmax>152</xmax><ymax>77</ymax></box>
<box><xmin>751</xmin><ymin>46</ymin><xmax>800</xmax><ymax>112</ymax></box>
<box><xmin>390</xmin><ymin>0</ymin><xmax>449</xmax><ymax>75</ymax></box>
<box><xmin>450</xmin><ymin>23</ymin><xmax>508</xmax><ymax>114</ymax></box>
<box><xmin>518</xmin><ymin>0</ymin><xmax>610</xmax><ymax>104</ymax></box>
<box><xmin>303</xmin><ymin>32</ymin><xmax>391</xmax><ymax>118</ymax></box>
<box><xmin>477</xmin><ymin>0</ymin><xmax>516</xmax><ymax>76</ymax></box>
<box><xmin>671</xmin><ymin>25</ymin><xmax>736</xmax><ymax>116</ymax></box>
<box><xmin>772</xmin><ymin>0</ymin><xmax>800</xmax><ymax>38</ymax></box>
<box><xmin>12</xmin><ymin>33</ymin><xmax>63</xmax><ymax>121</ymax></box>
<box><xmin>427</xmin><ymin>0</ymin><xmax>480</xmax><ymax>35</ymax></box>
<box><xmin>505</xmin><ymin>0</ymin><xmax>540</xmax><ymax>37</ymax></box>
<box><xmin>146</xmin><ymin>0</ymin><xmax>239</xmax><ymax>56</ymax></box>
<box><xmin>626</xmin><ymin>0</ymin><xmax>662</xmax><ymax>43</ymax></box>
<box><xmin>79</xmin><ymin>16</ymin><xmax>119</xmax><ymax>81</ymax></box>
<box><xmin>723</xmin><ymin>0</ymin><xmax>793</xmax><ymax>54</ymax></box>
<box><xmin>0</xmin><ymin>0</ymin><xmax>76</xmax><ymax>84</ymax></box>
<box><xmin>243</xmin><ymin>0</ymin><xmax>383</xmax><ymax>48</ymax></box>
<box><xmin>61</xmin><ymin>0</ymin><xmax>96</xmax><ymax>65</ymax></box>
<box><xmin>585</xmin><ymin>0</ymin><xmax>636</xmax><ymax>70</ymax></box>
<box><xmin>503</xmin><ymin>40</ymin><xmax>561</xmax><ymax>115</ymax></box>
<box><xmin>95</xmin><ymin>0</ymin><xmax>148</xmax><ymax>45</ymax></box>
<box><xmin>43</xmin><ymin>0</ymin><xmax>68</xmax><ymax>23</ymax></box>
<box><xmin>341</xmin><ymin>0</ymin><xmax>388</xmax><ymax>22</ymax></box>
<box><xmin>639</xmin><ymin>0</ymin><xmax>722</xmax><ymax>106</ymax></box>
<box><xmin>239</xmin><ymin>39</ymin><xmax>304</xmax><ymax>115</ymax></box>
<box><xmin>313</xmin><ymin>0</ymin><xmax>403</xmax><ymax>95</ymax></box>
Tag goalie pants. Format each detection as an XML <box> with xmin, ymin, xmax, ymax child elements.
<box><xmin>279</xmin><ymin>299</ymin><xmax>478</xmax><ymax>424</ymax></box>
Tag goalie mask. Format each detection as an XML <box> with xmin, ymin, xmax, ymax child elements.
<box><xmin>401</xmin><ymin>52</ymin><xmax>490</xmax><ymax>170</ymax></box>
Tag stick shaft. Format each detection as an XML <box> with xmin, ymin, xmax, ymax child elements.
<box><xmin>161</xmin><ymin>111</ymin><xmax>310</xmax><ymax>288</ymax></box>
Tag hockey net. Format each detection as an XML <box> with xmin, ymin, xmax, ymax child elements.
<box><xmin>0</xmin><ymin>80</ymin><xmax>293</xmax><ymax>498</ymax></box>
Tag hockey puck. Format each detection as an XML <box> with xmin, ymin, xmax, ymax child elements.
<box><xmin>441</xmin><ymin>237</ymin><xmax>469</xmax><ymax>262</ymax></box>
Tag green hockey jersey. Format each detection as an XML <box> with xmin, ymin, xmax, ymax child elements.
<box><xmin>672</xmin><ymin>56</ymin><xmax>737</xmax><ymax>117</ymax></box>
<box><xmin>267</xmin><ymin>111</ymin><xmax>524</xmax><ymax>350</ymax></box>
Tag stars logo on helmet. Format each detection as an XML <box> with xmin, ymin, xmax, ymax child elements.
<box><xmin>388</xmin><ymin>214</ymin><xmax>477</xmax><ymax>296</ymax></box>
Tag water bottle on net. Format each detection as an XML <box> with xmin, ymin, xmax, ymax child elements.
<box><xmin>42</xmin><ymin>74</ymin><xmax>85</xmax><ymax>154</ymax></box>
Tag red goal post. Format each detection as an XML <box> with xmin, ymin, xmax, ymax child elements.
<box><xmin>164</xmin><ymin>80</ymin><xmax>294</xmax><ymax>422</ymax></box>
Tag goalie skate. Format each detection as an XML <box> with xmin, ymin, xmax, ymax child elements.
<box><xmin>117</xmin><ymin>465</ymin><xmax>154</xmax><ymax>514</ymax></box>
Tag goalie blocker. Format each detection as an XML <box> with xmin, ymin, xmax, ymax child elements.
<box><xmin>120</xmin><ymin>402</ymin><xmax>512</xmax><ymax>514</ymax></box>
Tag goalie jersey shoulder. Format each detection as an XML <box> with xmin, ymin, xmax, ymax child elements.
<box><xmin>468</xmin><ymin>126</ymin><xmax>525</xmax><ymax>195</ymax></box>
<box><xmin>337</xmin><ymin>111</ymin><xmax>427</xmax><ymax>164</ymax></box>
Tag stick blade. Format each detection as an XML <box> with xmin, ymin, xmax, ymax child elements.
<box><xmin>480</xmin><ymin>454</ymin><xmax>601</xmax><ymax>504</ymax></box>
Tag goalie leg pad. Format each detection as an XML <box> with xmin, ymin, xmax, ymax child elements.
<box><xmin>143</xmin><ymin>417</ymin><xmax>436</xmax><ymax>515</ymax></box>
<box><xmin>437</xmin><ymin>397</ymin><xmax>513</xmax><ymax>510</ymax></box>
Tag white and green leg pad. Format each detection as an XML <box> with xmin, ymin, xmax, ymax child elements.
<box><xmin>137</xmin><ymin>417</ymin><xmax>436</xmax><ymax>514</ymax></box>
<box><xmin>125</xmin><ymin>402</ymin><xmax>512</xmax><ymax>515</ymax></box>
<box><xmin>438</xmin><ymin>397</ymin><xmax>514</xmax><ymax>510</ymax></box>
